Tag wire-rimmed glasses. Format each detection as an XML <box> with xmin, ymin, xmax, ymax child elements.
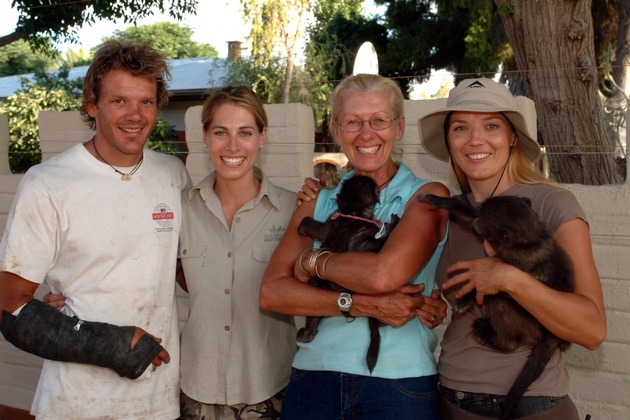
<box><xmin>336</xmin><ymin>115</ymin><xmax>400</xmax><ymax>132</ymax></box>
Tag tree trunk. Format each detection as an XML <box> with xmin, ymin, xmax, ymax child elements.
<box><xmin>496</xmin><ymin>0</ymin><xmax>623</xmax><ymax>184</ymax></box>
<box><xmin>611</xmin><ymin>0</ymin><xmax>630</xmax><ymax>157</ymax></box>
<box><xmin>282</xmin><ymin>53</ymin><xmax>294</xmax><ymax>104</ymax></box>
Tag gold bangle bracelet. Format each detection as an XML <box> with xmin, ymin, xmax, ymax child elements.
<box><xmin>314</xmin><ymin>250</ymin><xmax>333</xmax><ymax>279</ymax></box>
<box><xmin>305</xmin><ymin>248</ymin><xmax>320</xmax><ymax>277</ymax></box>
<box><xmin>296</xmin><ymin>248</ymin><xmax>312</xmax><ymax>281</ymax></box>
<box><xmin>318</xmin><ymin>251</ymin><xmax>334</xmax><ymax>279</ymax></box>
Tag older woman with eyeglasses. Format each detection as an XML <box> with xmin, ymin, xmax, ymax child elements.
<box><xmin>260</xmin><ymin>73</ymin><xmax>449</xmax><ymax>420</ymax></box>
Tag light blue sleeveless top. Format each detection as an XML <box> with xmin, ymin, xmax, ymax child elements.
<box><xmin>293</xmin><ymin>163</ymin><xmax>446</xmax><ymax>378</ymax></box>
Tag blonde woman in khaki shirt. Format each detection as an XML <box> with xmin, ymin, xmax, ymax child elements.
<box><xmin>176</xmin><ymin>86</ymin><xmax>297</xmax><ymax>419</ymax></box>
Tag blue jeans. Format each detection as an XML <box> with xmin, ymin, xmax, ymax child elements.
<box><xmin>280</xmin><ymin>369</ymin><xmax>438</xmax><ymax>420</ymax></box>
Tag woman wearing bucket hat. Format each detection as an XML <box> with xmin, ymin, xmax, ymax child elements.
<box><xmin>260</xmin><ymin>73</ymin><xmax>449</xmax><ymax>419</ymax></box>
<box><xmin>418</xmin><ymin>78</ymin><xmax>606</xmax><ymax>419</ymax></box>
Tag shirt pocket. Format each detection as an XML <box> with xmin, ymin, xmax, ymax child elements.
<box><xmin>178</xmin><ymin>241</ymin><xmax>208</xmax><ymax>295</ymax></box>
<box><xmin>251</xmin><ymin>246</ymin><xmax>275</xmax><ymax>263</ymax></box>
<box><xmin>250</xmin><ymin>246</ymin><xmax>277</xmax><ymax>287</ymax></box>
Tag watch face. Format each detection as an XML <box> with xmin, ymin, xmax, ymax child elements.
<box><xmin>338</xmin><ymin>293</ymin><xmax>352</xmax><ymax>310</ymax></box>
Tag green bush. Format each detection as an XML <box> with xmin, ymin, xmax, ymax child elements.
<box><xmin>0</xmin><ymin>79</ymin><xmax>80</xmax><ymax>173</ymax></box>
<box><xmin>1</xmin><ymin>74</ymin><xmax>185</xmax><ymax>173</ymax></box>
<box><xmin>148</xmin><ymin>118</ymin><xmax>185</xmax><ymax>160</ymax></box>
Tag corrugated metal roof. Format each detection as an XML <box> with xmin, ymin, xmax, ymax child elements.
<box><xmin>0</xmin><ymin>57</ymin><xmax>226</xmax><ymax>99</ymax></box>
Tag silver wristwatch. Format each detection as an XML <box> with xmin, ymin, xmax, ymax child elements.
<box><xmin>337</xmin><ymin>292</ymin><xmax>355</xmax><ymax>322</ymax></box>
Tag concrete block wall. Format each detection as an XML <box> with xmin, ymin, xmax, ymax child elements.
<box><xmin>0</xmin><ymin>101</ymin><xmax>629</xmax><ymax>419</ymax></box>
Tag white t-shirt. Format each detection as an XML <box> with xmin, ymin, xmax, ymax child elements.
<box><xmin>0</xmin><ymin>143</ymin><xmax>190</xmax><ymax>419</ymax></box>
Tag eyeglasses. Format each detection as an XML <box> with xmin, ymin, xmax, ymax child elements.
<box><xmin>336</xmin><ymin>115</ymin><xmax>399</xmax><ymax>133</ymax></box>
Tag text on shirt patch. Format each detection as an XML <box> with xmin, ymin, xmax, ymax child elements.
<box><xmin>264</xmin><ymin>225</ymin><xmax>286</xmax><ymax>242</ymax></box>
<box><xmin>153</xmin><ymin>203</ymin><xmax>174</xmax><ymax>231</ymax></box>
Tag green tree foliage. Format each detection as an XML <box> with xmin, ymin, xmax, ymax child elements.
<box><xmin>64</xmin><ymin>47</ymin><xmax>93</xmax><ymax>68</ymax></box>
<box><xmin>239</xmin><ymin>0</ymin><xmax>310</xmax><ymax>103</ymax></box>
<box><xmin>370</xmin><ymin>0</ymin><xmax>510</xmax><ymax>89</ymax></box>
<box><xmin>374</xmin><ymin>1</ymin><xmax>442</xmax><ymax>92</ymax></box>
<box><xmin>106</xmin><ymin>22</ymin><xmax>218</xmax><ymax>59</ymax></box>
<box><xmin>309</xmin><ymin>13</ymin><xmax>388</xmax><ymax>83</ymax></box>
<box><xmin>0</xmin><ymin>74</ymin><xmax>80</xmax><ymax>173</ymax></box>
<box><xmin>0</xmin><ymin>39</ymin><xmax>60</xmax><ymax>76</ymax></box>
<box><xmin>1</xmin><ymin>0</ymin><xmax>198</xmax><ymax>51</ymax></box>
<box><xmin>217</xmin><ymin>57</ymin><xmax>286</xmax><ymax>104</ymax></box>
<box><xmin>216</xmin><ymin>55</ymin><xmax>313</xmax><ymax>107</ymax></box>
<box><xmin>311</xmin><ymin>0</ymin><xmax>363</xmax><ymax>23</ymax></box>
<box><xmin>371</xmin><ymin>0</ymin><xmax>623</xmax><ymax>183</ymax></box>
<box><xmin>148</xmin><ymin>119</ymin><xmax>185</xmax><ymax>159</ymax></box>
<box><xmin>306</xmin><ymin>0</ymin><xmax>374</xmax><ymax>83</ymax></box>
<box><xmin>300</xmin><ymin>1</ymin><xmax>364</xmax><ymax>125</ymax></box>
<box><xmin>431</xmin><ymin>0</ymin><xmax>510</xmax><ymax>82</ymax></box>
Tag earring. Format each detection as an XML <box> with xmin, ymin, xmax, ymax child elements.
<box><xmin>259</xmin><ymin>144</ymin><xmax>264</xmax><ymax>149</ymax></box>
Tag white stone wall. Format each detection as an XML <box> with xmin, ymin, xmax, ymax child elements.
<box><xmin>0</xmin><ymin>102</ymin><xmax>629</xmax><ymax>419</ymax></box>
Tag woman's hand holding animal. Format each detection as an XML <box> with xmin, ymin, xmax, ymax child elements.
<box><xmin>443</xmin><ymin>257</ymin><xmax>525</xmax><ymax>305</ymax></box>
<box><xmin>355</xmin><ymin>284</ymin><xmax>426</xmax><ymax>328</ymax></box>
<box><xmin>418</xmin><ymin>289</ymin><xmax>447</xmax><ymax>329</ymax></box>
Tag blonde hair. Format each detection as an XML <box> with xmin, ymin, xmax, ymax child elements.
<box><xmin>330</xmin><ymin>74</ymin><xmax>404</xmax><ymax>123</ymax></box>
<box><xmin>201</xmin><ymin>85</ymin><xmax>267</xmax><ymax>133</ymax></box>
<box><xmin>449</xmin><ymin>142</ymin><xmax>556</xmax><ymax>194</ymax></box>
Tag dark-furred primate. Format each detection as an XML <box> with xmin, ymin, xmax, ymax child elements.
<box><xmin>418</xmin><ymin>193</ymin><xmax>574</xmax><ymax>420</ymax></box>
<box><xmin>298</xmin><ymin>175</ymin><xmax>399</xmax><ymax>373</ymax></box>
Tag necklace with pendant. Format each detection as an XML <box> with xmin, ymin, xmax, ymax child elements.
<box><xmin>376</xmin><ymin>169</ymin><xmax>397</xmax><ymax>192</ymax></box>
<box><xmin>92</xmin><ymin>138</ymin><xmax>143</xmax><ymax>181</ymax></box>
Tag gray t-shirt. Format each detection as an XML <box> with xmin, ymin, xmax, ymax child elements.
<box><xmin>437</xmin><ymin>183</ymin><xmax>587</xmax><ymax>396</ymax></box>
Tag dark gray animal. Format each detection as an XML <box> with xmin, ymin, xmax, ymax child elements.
<box><xmin>417</xmin><ymin>193</ymin><xmax>574</xmax><ymax>420</ymax></box>
<box><xmin>298</xmin><ymin>175</ymin><xmax>399</xmax><ymax>373</ymax></box>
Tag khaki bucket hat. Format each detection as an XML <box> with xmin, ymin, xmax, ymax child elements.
<box><xmin>417</xmin><ymin>78</ymin><xmax>541</xmax><ymax>162</ymax></box>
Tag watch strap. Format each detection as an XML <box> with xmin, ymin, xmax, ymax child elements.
<box><xmin>341</xmin><ymin>310</ymin><xmax>355</xmax><ymax>322</ymax></box>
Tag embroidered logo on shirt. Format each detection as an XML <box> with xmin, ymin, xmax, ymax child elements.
<box><xmin>153</xmin><ymin>203</ymin><xmax>174</xmax><ymax>231</ymax></box>
<box><xmin>264</xmin><ymin>225</ymin><xmax>286</xmax><ymax>242</ymax></box>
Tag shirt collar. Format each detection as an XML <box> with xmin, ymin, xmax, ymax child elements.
<box><xmin>187</xmin><ymin>167</ymin><xmax>282</xmax><ymax>210</ymax></box>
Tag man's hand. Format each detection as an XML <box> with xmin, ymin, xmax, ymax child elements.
<box><xmin>132</xmin><ymin>328</ymin><xmax>170</xmax><ymax>370</ymax></box>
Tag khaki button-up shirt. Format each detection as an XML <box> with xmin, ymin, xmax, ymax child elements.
<box><xmin>179</xmin><ymin>170</ymin><xmax>297</xmax><ymax>405</ymax></box>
